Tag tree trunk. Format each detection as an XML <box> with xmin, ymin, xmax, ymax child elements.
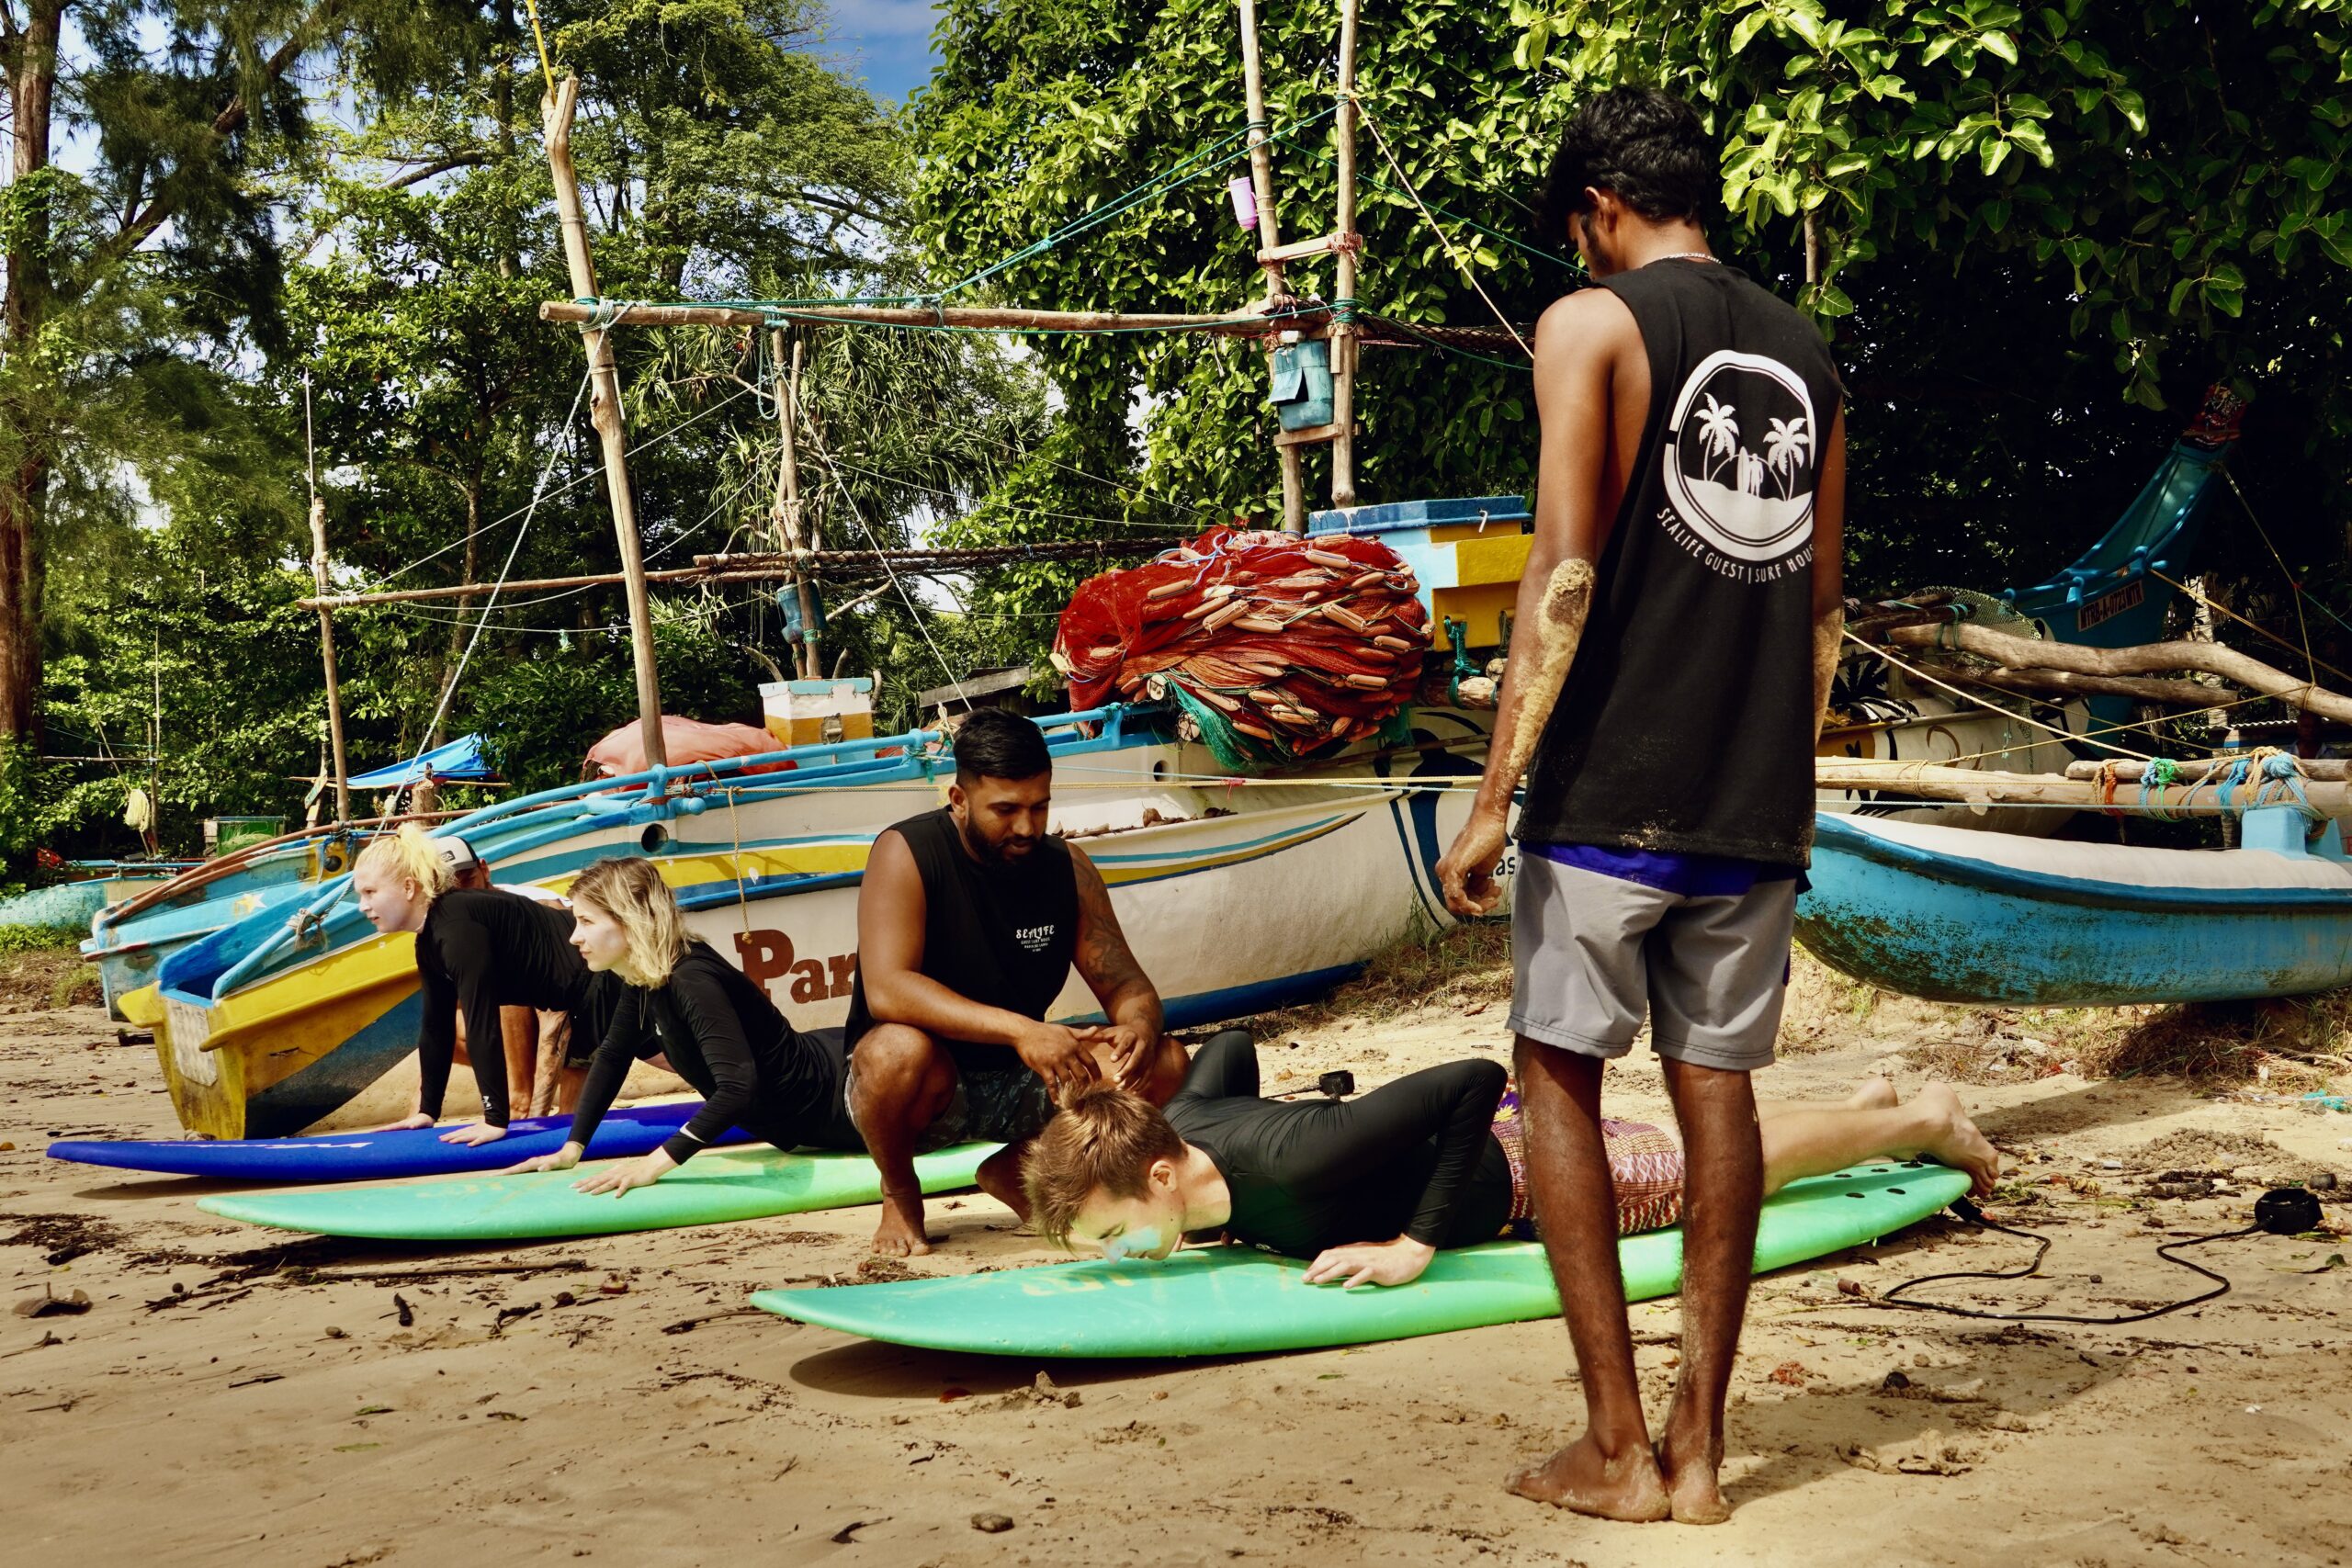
<box><xmin>0</xmin><ymin>0</ymin><xmax>62</xmax><ymax>741</ymax></box>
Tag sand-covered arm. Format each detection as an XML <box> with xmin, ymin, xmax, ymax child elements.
<box><xmin>1811</xmin><ymin>404</ymin><xmax>1849</xmax><ymax>739</ymax></box>
<box><xmin>1435</xmin><ymin>289</ymin><xmax>1645</xmax><ymax>917</ymax></box>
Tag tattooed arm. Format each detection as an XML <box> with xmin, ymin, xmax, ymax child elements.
<box><xmin>1069</xmin><ymin>845</ymin><xmax>1166</xmax><ymax>1090</ymax></box>
<box><xmin>1811</xmin><ymin>405</ymin><xmax>1849</xmax><ymax>739</ymax></box>
<box><xmin>1437</xmin><ymin>288</ymin><xmax>1650</xmax><ymax>917</ymax></box>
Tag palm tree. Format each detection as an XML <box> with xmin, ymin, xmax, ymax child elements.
<box><xmin>1763</xmin><ymin>415</ymin><xmax>1815</xmax><ymax>498</ymax></box>
<box><xmin>1694</xmin><ymin>394</ymin><xmax>1739</xmax><ymax>486</ymax></box>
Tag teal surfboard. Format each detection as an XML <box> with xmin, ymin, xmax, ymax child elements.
<box><xmin>198</xmin><ymin>1143</ymin><xmax>997</xmax><ymax>1242</ymax></box>
<box><xmin>751</xmin><ymin>1160</ymin><xmax>1969</xmax><ymax>1357</ymax></box>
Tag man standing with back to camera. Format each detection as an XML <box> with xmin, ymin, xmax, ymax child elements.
<box><xmin>1438</xmin><ymin>87</ymin><xmax>1848</xmax><ymax>1524</ymax></box>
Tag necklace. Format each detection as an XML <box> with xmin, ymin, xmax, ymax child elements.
<box><xmin>1652</xmin><ymin>251</ymin><xmax>1718</xmax><ymax>265</ymax></box>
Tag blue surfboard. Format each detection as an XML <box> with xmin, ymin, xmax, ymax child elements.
<box><xmin>46</xmin><ymin>1100</ymin><xmax>748</xmax><ymax>1182</ymax></box>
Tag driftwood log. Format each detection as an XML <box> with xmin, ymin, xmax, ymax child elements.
<box><xmin>1815</xmin><ymin>757</ymin><xmax>2352</xmax><ymax>814</ymax></box>
<box><xmin>1947</xmin><ymin>666</ymin><xmax>2234</xmax><ymax>708</ymax></box>
<box><xmin>1886</xmin><ymin>623</ymin><xmax>2352</xmax><ymax>723</ymax></box>
<box><xmin>2062</xmin><ymin>757</ymin><xmax>2352</xmax><ymax>784</ymax></box>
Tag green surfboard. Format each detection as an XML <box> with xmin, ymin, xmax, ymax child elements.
<box><xmin>750</xmin><ymin>1160</ymin><xmax>1969</xmax><ymax>1358</ymax></box>
<box><xmin>198</xmin><ymin>1143</ymin><xmax>998</xmax><ymax>1242</ymax></box>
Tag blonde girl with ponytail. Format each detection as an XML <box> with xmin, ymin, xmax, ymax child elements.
<box><xmin>354</xmin><ymin>823</ymin><xmax>603</xmax><ymax>1145</ymax></box>
<box><xmin>506</xmin><ymin>856</ymin><xmax>866</xmax><ymax>1196</ymax></box>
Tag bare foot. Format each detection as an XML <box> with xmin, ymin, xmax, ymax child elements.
<box><xmin>1916</xmin><ymin>1082</ymin><xmax>2001</xmax><ymax>1195</ymax></box>
<box><xmin>1656</xmin><ymin>1434</ymin><xmax>1732</xmax><ymax>1525</ymax></box>
<box><xmin>1505</xmin><ymin>1434</ymin><xmax>1670</xmax><ymax>1522</ymax></box>
<box><xmin>871</xmin><ymin>1191</ymin><xmax>933</xmax><ymax>1257</ymax></box>
<box><xmin>1844</xmin><ymin>1075</ymin><xmax>1897</xmax><ymax>1111</ymax></box>
<box><xmin>976</xmin><ymin>1143</ymin><xmax>1033</xmax><ymax>1223</ymax></box>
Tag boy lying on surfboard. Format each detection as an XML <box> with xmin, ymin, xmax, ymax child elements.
<box><xmin>1023</xmin><ymin>1032</ymin><xmax>1999</xmax><ymax>1289</ymax></box>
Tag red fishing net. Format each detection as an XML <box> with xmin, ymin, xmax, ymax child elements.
<box><xmin>1052</xmin><ymin>526</ymin><xmax>1430</xmax><ymax>766</ymax></box>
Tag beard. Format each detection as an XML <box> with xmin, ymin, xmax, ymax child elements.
<box><xmin>957</xmin><ymin>812</ymin><xmax>1036</xmax><ymax>868</ymax></box>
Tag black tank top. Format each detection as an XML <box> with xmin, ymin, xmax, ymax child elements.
<box><xmin>1517</xmin><ymin>260</ymin><xmax>1843</xmax><ymax>864</ymax></box>
<box><xmin>843</xmin><ymin>807</ymin><xmax>1080</xmax><ymax>1042</ymax></box>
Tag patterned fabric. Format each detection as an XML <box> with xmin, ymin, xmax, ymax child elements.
<box><xmin>1490</xmin><ymin>1086</ymin><xmax>1687</xmax><ymax>1239</ymax></box>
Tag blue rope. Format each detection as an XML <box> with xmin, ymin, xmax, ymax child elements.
<box><xmin>2135</xmin><ymin>757</ymin><xmax>2180</xmax><ymax>821</ymax></box>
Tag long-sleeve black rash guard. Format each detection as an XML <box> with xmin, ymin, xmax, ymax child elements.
<box><xmin>1165</xmin><ymin>1032</ymin><xmax>1512</xmax><ymax>1257</ymax></box>
<box><xmin>413</xmin><ymin>888</ymin><xmax>593</xmax><ymax>1126</ymax></box>
<box><xmin>567</xmin><ymin>942</ymin><xmax>862</xmax><ymax>1166</ymax></box>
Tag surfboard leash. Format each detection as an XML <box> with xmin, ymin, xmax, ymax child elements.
<box><xmin>1871</xmin><ymin>1187</ymin><xmax>2324</xmax><ymax>1327</ymax></box>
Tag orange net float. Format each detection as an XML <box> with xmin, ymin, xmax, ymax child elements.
<box><xmin>1052</xmin><ymin>525</ymin><xmax>1431</xmax><ymax>769</ymax></box>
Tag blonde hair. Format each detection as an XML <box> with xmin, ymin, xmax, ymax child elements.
<box><xmin>353</xmin><ymin>823</ymin><xmax>454</xmax><ymax>899</ymax></box>
<box><xmin>1023</xmin><ymin>1088</ymin><xmax>1186</xmax><ymax>1248</ymax></box>
<box><xmin>568</xmin><ymin>857</ymin><xmax>689</xmax><ymax>987</ymax></box>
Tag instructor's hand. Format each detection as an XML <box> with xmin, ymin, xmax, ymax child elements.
<box><xmin>1083</xmin><ymin>1024</ymin><xmax>1156</xmax><ymax>1092</ymax></box>
<box><xmin>379</xmin><ymin>1112</ymin><xmax>437</xmax><ymax>1133</ymax></box>
<box><xmin>503</xmin><ymin>1142</ymin><xmax>585</xmax><ymax>1176</ymax></box>
<box><xmin>573</xmin><ymin>1148</ymin><xmax>674</xmax><ymax>1197</ymax></box>
<box><xmin>1015</xmin><ymin>1023</ymin><xmax>1103</xmax><ymax>1100</ymax></box>
<box><xmin>1302</xmin><ymin>1235</ymin><xmax>1436</xmax><ymax>1290</ymax></box>
<box><xmin>439</xmin><ymin>1122</ymin><xmax>509</xmax><ymax>1146</ymax></box>
<box><xmin>1437</xmin><ymin>807</ymin><xmax>1509</xmax><ymax>918</ymax></box>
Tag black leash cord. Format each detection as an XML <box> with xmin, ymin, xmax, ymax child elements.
<box><xmin>1875</xmin><ymin>1195</ymin><xmax>2263</xmax><ymax>1326</ymax></box>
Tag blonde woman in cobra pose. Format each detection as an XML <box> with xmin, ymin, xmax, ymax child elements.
<box><xmin>351</xmin><ymin>825</ymin><xmax>605</xmax><ymax>1145</ymax></box>
<box><xmin>506</xmin><ymin>857</ymin><xmax>865</xmax><ymax>1195</ymax></box>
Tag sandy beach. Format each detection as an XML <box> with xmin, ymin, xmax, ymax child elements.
<box><xmin>6</xmin><ymin>955</ymin><xmax>2349</xmax><ymax>1568</ymax></box>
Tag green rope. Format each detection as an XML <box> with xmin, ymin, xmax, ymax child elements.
<box><xmin>1369</xmin><ymin>314</ymin><xmax>1532</xmax><ymax>374</ymax></box>
<box><xmin>634</xmin><ymin>104</ymin><xmax>1344</xmax><ymax>321</ymax></box>
<box><xmin>1293</xmin><ymin>141</ymin><xmax>1583</xmax><ymax>272</ymax></box>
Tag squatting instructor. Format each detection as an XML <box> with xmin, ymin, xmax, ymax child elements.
<box><xmin>1435</xmin><ymin>87</ymin><xmax>1847</xmax><ymax>1527</ymax></box>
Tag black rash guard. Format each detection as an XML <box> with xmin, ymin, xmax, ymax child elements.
<box><xmin>414</xmin><ymin>888</ymin><xmax>594</xmax><ymax>1126</ymax></box>
<box><xmin>568</xmin><ymin>941</ymin><xmax>864</xmax><ymax>1166</ymax></box>
<box><xmin>1166</xmin><ymin>1033</ymin><xmax>1513</xmax><ymax>1257</ymax></box>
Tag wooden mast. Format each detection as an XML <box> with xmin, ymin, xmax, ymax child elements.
<box><xmin>1329</xmin><ymin>0</ymin><xmax>1361</xmax><ymax>509</ymax></box>
<box><xmin>769</xmin><ymin>332</ymin><xmax>825</xmax><ymax>679</ymax></box>
<box><xmin>1237</xmin><ymin>0</ymin><xmax>1307</xmax><ymax>533</ymax></box>
<box><xmin>543</xmin><ymin>74</ymin><xmax>667</xmax><ymax>770</ymax></box>
<box><xmin>301</xmin><ymin>372</ymin><xmax>352</xmax><ymax>824</ymax></box>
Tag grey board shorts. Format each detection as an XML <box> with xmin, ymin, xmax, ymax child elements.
<box><xmin>1509</xmin><ymin>852</ymin><xmax>1795</xmax><ymax>1074</ymax></box>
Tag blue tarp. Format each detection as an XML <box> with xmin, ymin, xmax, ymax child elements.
<box><xmin>348</xmin><ymin>733</ymin><xmax>499</xmax><ymax>789</ymax></box>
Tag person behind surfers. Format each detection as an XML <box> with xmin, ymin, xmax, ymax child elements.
<box><xmin>352</xmin><ymin>825</ymin><xmax>610</xmax><ymax>1145</ymax></box>
<box><xmin>441</xmin><ymin>837</ymin><xmax>590</xmax><ymax>1117</ymax></box>
<box><xmin>1025</xmin><ymin>1034</ymin><xmax>1997</xmax><ymax>1283</ymax></box>
<box><xmin>504</xmin><ymin>857</ymin><xmax>865</xmax><ymax>1193</ymax></box>
<box><xmin>1433</xmin><ymin>88</ymin><xmax>1849</xmax><ymax>1526</ymax></box>
<box><xmin>844</xmin><ymin>708</ymin><xmax>1191</xmax><ymax>1257</ymax></box>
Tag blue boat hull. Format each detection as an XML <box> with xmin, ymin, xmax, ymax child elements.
<box><xmin>1795</xmin><ymin>813</ymin><xmax>2352</xmax><ymax>1006</ymax></box>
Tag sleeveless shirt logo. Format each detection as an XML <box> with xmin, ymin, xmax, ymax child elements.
<box><xmin>1012</xmin><ymin>922</ymin><xmax>1057</xmax><ymax>953</ymax></box>
<box><xmin>1659</xmin><ymin>348</ymin><xmax>1819</xmax><ymax>571</ymax></box>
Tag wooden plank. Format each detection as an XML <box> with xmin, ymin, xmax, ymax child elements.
<box><xmin>1256</xmin><ymin>231</ymin><xmax>1358</xmax><ymax>265</ymax></box>
<box><xmin>1273</xmin><ymin>421</ymin><xmax>1352</xmax><ymax>448</ymax></box>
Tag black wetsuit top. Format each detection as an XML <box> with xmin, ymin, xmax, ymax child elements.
<box><xmin>414</xmin><ymin>888</ymin><xmax>594</xmax><ymax>1127</ymax></box>
<box><xmin>570</xmin><ymin>941</ymin><xmax>863</xmax><ymax>1165</ymax></box>
<box><xmin>842</xmin><ymin>807</ymin><xmax>1080</xmax><ymax>1068</ymax></box>
<box><xmin>1166</xmin><ymin>1033</ymin><xmax>1513</xmax><ymax>1256</ymax></box>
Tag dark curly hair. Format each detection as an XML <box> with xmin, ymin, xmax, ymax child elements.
<box><xmin>1535</xmin><ymin>86</ymin><xmax>1717</xmax><ymax>244</ymax></box>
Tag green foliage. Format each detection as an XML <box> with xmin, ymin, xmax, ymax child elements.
<box><xmin>0</xmin><ymin>925</ymin><xmax>87</xmax><ymax>960</ymax></box>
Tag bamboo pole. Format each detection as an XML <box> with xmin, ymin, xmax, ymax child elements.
<box><xmin>544</xmin><ymin>75</ymin><xmax>666</xmax><ymax>770</ymax></box>
<box><xmin>538</xmin><ymin>299</ymin><xmax>1291</xmax><ymax>335</ymax></box>
<box><xmin>769</xmin><ymin>331</ymin><xmax>823</xmax><ymax>679</ymax></box>
<box><xmin>1328</xmin><ymin>0</ymin><xmax>1362</xmax><ymax>510</ymax></box>
<box><xmin>1815</xmin><ymin>757</ymin><xmax>2352</xmax><ymax>815</ymax></box>
<box><xmin>1236</xmin><ymin>0</ymin><xmax>1307</xmax><ymax>533</ymax></box>
<box><xmin>1886</xmin><ymin>622</ymin><xmax>2352</xmax><ymax>723</ymax></box>
<box><xmin>301</xmin><ymin>374</ymin><xmax>351</xmax><ymax>824</ymax></box>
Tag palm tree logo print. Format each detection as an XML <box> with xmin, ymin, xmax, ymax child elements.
<box><xmin>1696</xmin><ymin>394</ymin><xmax>1740</xmax><ymax>486</ymax></box>
<box><xmin>1661</xmin><ymin>349</ymin><xmax>1821</xmax><ymax>563</ymax></box>
<box><xmin>1762</xmin><ymin>414</ymin><xmax>1813</xmax><ymax>499</ymax></box>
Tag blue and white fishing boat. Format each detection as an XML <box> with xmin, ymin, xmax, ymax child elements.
<box><xmin>1797</xmin><ymin>800</ymin><xmax>2352</xmax><ymax>1006</ymax></box>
